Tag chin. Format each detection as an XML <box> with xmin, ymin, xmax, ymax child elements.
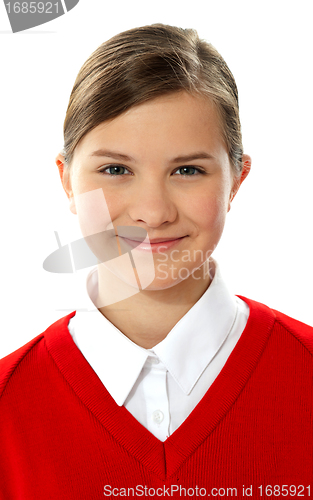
<box><xmin>141</xmin><ymin>278</ymin><xmax>184</xmax><ymax>292</ymax></box>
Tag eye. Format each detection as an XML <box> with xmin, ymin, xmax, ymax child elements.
<box><xmin>97</xmin><ymin>164</ymin><xmax>206</xmax><ymax>177</ymax></box>
<box><xmin>98</xmin><ymin>165</ymin><xmax>132</xmax><ymax>176</ymax></box>
<box><xmin>172</xmin><ymin>166</ymin><xmax>206</xmax><ymax>176</ymax></box>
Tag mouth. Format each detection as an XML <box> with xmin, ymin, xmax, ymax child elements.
<box><xmin>120</xmin><ymin>236</ymin><xmax>187</xmax><ymax>252</ymax></box>
<box><xmin>130</xmin><ymin>236</ymin><xmax>186</xmax><ymax>243</ymax></box>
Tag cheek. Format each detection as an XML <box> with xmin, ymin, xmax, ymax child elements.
<box><xmin>74</xmin><ymin>187</ymin><xmax>115</xmax><ymax>237</ymax></box>
<box><xmin>71</xmin><ymin>171</ymin><xmax>124</xmax><ymax>234</ymax></box>
<box><xmin>190</xmin><ymin>191</ymin><xmax>227</xmax><ymax>234</ymax></box>
<box><xmin>103</xmin><ymin>192</ymin><xmax>127</xmax><ymax>226</ymax></box>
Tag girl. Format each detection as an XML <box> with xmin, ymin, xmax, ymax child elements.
<box><xmin>1</xmin><ymin>23</ymin><xmax>312</xmax><ymax>499</ymax></box>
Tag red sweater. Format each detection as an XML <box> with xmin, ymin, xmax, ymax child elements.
<box><xmin>1</xmin><ymin>296</ymin><xmax>313</xmax><ymax>499</ymax></box>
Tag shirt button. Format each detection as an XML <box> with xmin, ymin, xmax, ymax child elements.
<box><xmin>152</xmin><ymin>410</ymin><xmax>164</xmax><ymax>424</ymax></box>
<box><xmin>148</xmin><ymin>356</ymin><xmax>159</xmax><ymax>364</ymax></box>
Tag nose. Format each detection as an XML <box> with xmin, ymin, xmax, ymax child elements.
<box><xmin>128</xmin><ymin>182</ymin><xmax>178</xmax><ymax>228</ymax></box>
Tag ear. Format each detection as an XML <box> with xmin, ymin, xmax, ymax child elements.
<box><xmin>55</xmin><ymin>152</ymin><xmax>77</xmax><ymax>215</ymax></box>
<box><xmin>228</xmin><ymin>154</ymin><xmax>252</xmax><ymax>211</ymax></box>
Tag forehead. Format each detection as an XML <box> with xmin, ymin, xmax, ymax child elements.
<box><xmin>74</xmin><ymin>91</ymin><xmax>226</xmax><ymax>160</ymax></box>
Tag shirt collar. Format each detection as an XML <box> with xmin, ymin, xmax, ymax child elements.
<box><xmin>68</xmin><ymin>257</ymin><xmax>238</xmax><ymax>406</ymax></box>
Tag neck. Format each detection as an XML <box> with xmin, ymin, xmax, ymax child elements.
<box><xmin>96</xmin><ymin>259</ymin><xmax>214</xmax><ymax>349</ymax></box>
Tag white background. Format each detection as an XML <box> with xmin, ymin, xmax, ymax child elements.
<box><xmin>0</xmin><ymin>0</ymin><xmax>312</xmax><ymax>358</ymax></box>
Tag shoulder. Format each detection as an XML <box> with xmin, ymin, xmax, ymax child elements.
<box><xmin>271</xmin><ymin>306</ymin><xmax>313</xmax><ymax>354</ymax></box>
<box><xmin>0</xmin><ymin>333</ymin><xmax>44</xmax><ymax>400</ymax></box>
<box><xmin>0</xmin><ymin>312</ymin><xmax>76</xmax><ymax>401</ymax></box>
<box><xmin>238</xmin><ymin>294</ymin><xmax>313</xmax><ymax>356</ymax></box>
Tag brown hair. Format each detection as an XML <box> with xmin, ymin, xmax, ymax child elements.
<box><xmin>63</xmin><ymin>23</ymin><xmax>243</xmax><ymax>176</ymax></box>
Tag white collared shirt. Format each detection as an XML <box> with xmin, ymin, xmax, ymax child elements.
<box><xmin>68</xmin><ymin>257</ymin><xmax>249</xmax><ymax>441</ymax></box>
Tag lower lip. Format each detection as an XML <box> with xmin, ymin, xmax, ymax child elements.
<box><xmin>121</xmin><ymin>237</ymin><xmax>186</xmax><ymax>253</ymax></box>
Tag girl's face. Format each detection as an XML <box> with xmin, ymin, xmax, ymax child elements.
<box><xmin>57</xmin><ymin>91</ymin><xmax>250</xmax><ymax>291</ymax></box>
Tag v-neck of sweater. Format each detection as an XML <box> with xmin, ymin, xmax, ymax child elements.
<box><xmin>43</xmin><ymin>294</ymin><xmax>276</xmax><ymax>480</ymax></box>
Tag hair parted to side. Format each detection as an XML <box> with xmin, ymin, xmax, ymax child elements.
<box><xmin>63</xmin><ymin>23</ymin><xmax>243</xmax><ymax>176</ymax></box>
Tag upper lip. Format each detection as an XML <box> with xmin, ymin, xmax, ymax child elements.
<box><xmin>121</xmin><ymin>236</ymin><xmax>185</xmax><ymax>243</ymax></box>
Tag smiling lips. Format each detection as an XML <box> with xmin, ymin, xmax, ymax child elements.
<box><xmin>120</xmin><ymin>236</ymin><xmax>186</xmax><ymax>252</ymax></box>
<box><xmin>129</xmin><ymin>236</ymin><xmax>185</xmax><ymax>243</ymax></box>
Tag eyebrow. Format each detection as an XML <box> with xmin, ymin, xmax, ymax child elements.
<box><xmin>89</xmin><ymin>149</ymin><xmax>216</xmax><ymax>163</ymax></box>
